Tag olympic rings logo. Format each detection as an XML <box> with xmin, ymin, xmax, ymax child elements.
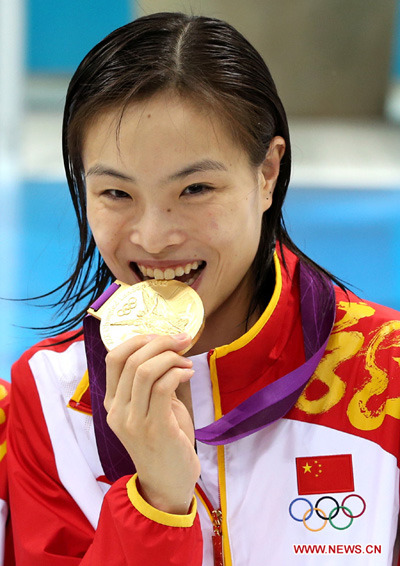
<box><xmin>289</xmin><ymin>495</ymin><xmax>366</xmax><ymax>531</ymax></box>
<box><xmin>117</xmin><ymin>298</ymin><xmax>137</xmax><ymax>317</ymax></box>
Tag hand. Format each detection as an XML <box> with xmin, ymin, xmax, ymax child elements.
<box><xmin>104</xmin><ymin>333</ymin><xmax>200</xmax><ymax>514</ymax></box>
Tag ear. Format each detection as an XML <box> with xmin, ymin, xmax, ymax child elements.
<box><xmin>259</xmin><ymin>136</ymin><xmax>286</xmax><ymax>212</ymax></box>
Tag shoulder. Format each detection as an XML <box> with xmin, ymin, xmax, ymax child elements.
<box><xmin>332</xmin><ymin>288</ymin><xmax>400</xmax><ymax>385</ymax></box>
<box><xmin>15</xmin><ymin>329</ymin><xmax>84</xmax><ymax>362</ymax></box>
<box><xmin>331</xmin><ymin>287</ymin><xmax>400</xmax><ymax>384</ymax></box>
<box><xmin>12</xmin><ymin>330</ymin><xmax>86</xmax><ymax>399</ymax></box>
<box><xmin>334</xmin><ymin>286</ymin><xmax>400</xmax><ymax>331</ymax></box>
<box><xmin>292</xmin><ymin>286</ymin><xmax>400</xmax><ymax>459</ymax></box>
<box><xmin>14</xmin><ymin>329</ymin><xmax>84</xmax><ymax>365</ymax></box>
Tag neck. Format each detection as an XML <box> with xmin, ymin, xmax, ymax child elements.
<box><xmin>189</xmin><ymin>275</ymin><xmax>260</xmax><ymax>356</ymax></box>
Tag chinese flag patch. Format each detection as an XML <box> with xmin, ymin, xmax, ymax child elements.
<box><xmin>296</xmin><ymin>454</ymin><xmax>354</xmax><ymax>495</ymax></box>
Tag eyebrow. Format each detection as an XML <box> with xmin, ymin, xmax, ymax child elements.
<box><xmin>85</xmin><ymin>165</ymin><xmax>134</xmax><ymax>182</ymax></box>
<box><xmin>164</xmin><ymin>159</ymin><xmax>228</xmax><ymax>181</ymax></box>
<box><xmin>85</xmin><ymin>159</ymin><xmax>228</xmax><ymax>183</ymax></box>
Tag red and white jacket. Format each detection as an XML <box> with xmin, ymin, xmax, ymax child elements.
<box><xmin>6</xmin><ymin>249</ymin><xmax>400</xmax><ymax>564</ymax></box>
<box><xmin>0</xmin><ymin>379</ymin><xmax>11</xmax><ymax>566</ymax></box>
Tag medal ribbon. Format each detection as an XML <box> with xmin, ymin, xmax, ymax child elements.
<box><xmin>84</xmin><ymin>261</ymin><xmax>335</xmax><ymax>481</ymax></box>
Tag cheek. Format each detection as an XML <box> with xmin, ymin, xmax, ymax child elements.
<box><xmin>199</xmin><ymin>209</ymin><xmax>250</xmax><ymax>253</ymax></box>
<box><xmin>86</xmin><ymin>203</ymin><xmax>102</xmax><ymax>238</ymax></box>
<box><xmin>87</xmin><ymin>204</ymin><xmax>119</xmax><ymax>244</ymax></box>
<box><xmin>209</xmin><ymin>217</ymin><xmax>219</xmax><ymax>232</ymax></box>
<box><xmin>203</xmin><ymin>217</ymin><xmax>235</xmax><ymax>248</ymax></box>
<box><xmin>205</xmin><ymin>203</ymin><xmax>259</xmax><ymax>242</ymax></box>
<box><xmin>88</xmin><ymin>217</ymin><xmax>118</xmax><ymax>256</ymax></box>
<box><xmin>195</xmin><ymin>211</ymin><xmax>221</xmax><ymax>243</ymax></box>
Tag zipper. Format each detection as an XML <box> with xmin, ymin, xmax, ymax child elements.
<box><xmin>195</xmin><ymin>482</ymin><xmax>224</xmax><ymax>566</ymax></box>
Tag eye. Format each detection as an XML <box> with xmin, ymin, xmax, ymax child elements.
<box><xmin>181</xmin><ymin>184</ymin><xmax>214</xmax><ymax>197</ymax></box>
<box><xmin>103</xmin><ymin>189</ymin><xmax>131</xmax><ymax>200</ymax></box>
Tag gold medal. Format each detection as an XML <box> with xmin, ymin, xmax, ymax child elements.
<box><xmin>88</xmin><ymin>279</ymin><xmax>204</xmax><ymax>353</ymax></box>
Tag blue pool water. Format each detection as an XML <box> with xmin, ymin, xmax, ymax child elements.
<box><xmin>1</xmin><ymin>182</ymin><xmax>400</xmax><ymax>380</ymax></box>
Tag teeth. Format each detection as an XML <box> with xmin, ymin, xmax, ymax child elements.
<box><xmin>137</xmin><ymin>261</ymin><xmax>202</xmax><ymax>281</ymax></box>
<box><xmin>164</xmin><ymin>268</ymin><xmax>175</xmax><ymax>280</ymax></box>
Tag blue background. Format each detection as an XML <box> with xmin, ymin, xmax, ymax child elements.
<box><xmin>26</xmin><ymin>1</ymin><xmax>400</xmax><ymax>76</ymax></box>
<box><xmin>27</xmin><ymin>0</ymin><xmax>132</xmax><ymax>72</ymax></box>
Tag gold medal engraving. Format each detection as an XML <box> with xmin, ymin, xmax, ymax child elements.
<box><xmin>91</xmin><ymin>280</ymin><xmax>204</xmax><ymax>352</ymax></box>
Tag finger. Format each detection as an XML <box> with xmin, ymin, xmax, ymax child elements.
<box><xmin>104</xmin><ymin>334</ymin><xmax>151</xmax><ymax>411</ymax></box>
<box><xmin>110</xmin><ymin>332</ymin><xmax>191</xmax><ymax>360</ymax></box>
<box><xmin>105</xmin><ymin>334</ymin><xmax>192</xmax><ymax>412</ymax></box>
<box><xmin>146</xmin><ymin>366</ymin><xmax>194</xmax><ymax>423</ymax></box>
<box><xmin>127</xmin><ymin>350</ymin><xmax>193</xmax><ymax>419</ymax></box>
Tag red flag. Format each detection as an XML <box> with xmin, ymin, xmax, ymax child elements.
<box><xmin>296</xmin><ymin>454</ymin><xmax>354</xmax><ymax>495</ymax></box>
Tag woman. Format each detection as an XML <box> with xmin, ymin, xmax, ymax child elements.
<box><xmin>7</xmin><ymin>12</ymin><xmax>400</xmax><ymax>565</ymax></box>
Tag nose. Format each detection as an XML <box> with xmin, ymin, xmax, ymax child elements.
<box><xmin>129</xmin><ymin>205</ymin><xmax>186</xmax><ymax>254</ymax></box>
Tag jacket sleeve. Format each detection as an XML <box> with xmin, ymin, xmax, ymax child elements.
<box><xmin>8</xmin><ymin>353</ymin><xmax>203</xmax><ymax>565</ymax></box>
<box><xmin>0</xmin><ymin>379</ymin><xmax>14</xmax><ymax>565</ymax></box>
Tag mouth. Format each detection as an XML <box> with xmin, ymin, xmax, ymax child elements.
<box><xmin>130</xmin><ymin>260</ymin><xmax>206</xmax><ymax>286</ymax></box>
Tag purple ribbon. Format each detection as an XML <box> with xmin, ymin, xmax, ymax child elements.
<box><xmin>195</xmin><ymin>262</ymin><xmax>334</xmax><ymax>444</ymax></box>
<box><xmin>84</xmin><ymin>261</ymin><xmax>335</xmax><ymax>481</ymax></box>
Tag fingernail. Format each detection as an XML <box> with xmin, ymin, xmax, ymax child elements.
<box><xmin>182</xmin><ymin>368</ymin><xmax>195</xmax><ymax>379</ymax></box>
<box><xmin>145</xmin><ymin>334</ymin><xmax>159</xmax><ymax>341</ymax></box>
<box><xmin>173</xmin><ymin>333</ymin><xmax>190</xmax><ymax>341</ymax></box>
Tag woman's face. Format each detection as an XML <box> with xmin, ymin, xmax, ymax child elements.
<box><xmin>83</xmin><ymin>93</ymin><xmax>284</xmax><ymax>329</ymax></box>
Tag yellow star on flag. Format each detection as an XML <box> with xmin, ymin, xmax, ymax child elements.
<box><xmin>302</xmin><ymin>462</ymin><xmax>312</xmax><ymax>474</ymax></box>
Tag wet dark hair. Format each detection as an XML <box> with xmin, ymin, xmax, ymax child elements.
<box><xmin>46</xmin><ymin>11</ymin><xmax>343</xmax><ymax>336</ymax></box>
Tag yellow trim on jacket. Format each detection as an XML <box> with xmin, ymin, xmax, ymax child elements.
<box><xmin>127</xmin><ymin>474</ymin><xmax>197</xmax><ymax>528</ymax></box>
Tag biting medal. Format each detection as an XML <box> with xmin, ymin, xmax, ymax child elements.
<box><xmin>88</xmin><ymin>279</ymin><xmax>204</xmax><ymax>354</ymax></box>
